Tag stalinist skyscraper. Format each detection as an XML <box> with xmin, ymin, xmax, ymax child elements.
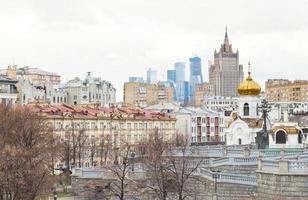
<box><xmin>209</xmin><ymin>27</ymin><xmax>243</xmax><ymax>97</ymax></box>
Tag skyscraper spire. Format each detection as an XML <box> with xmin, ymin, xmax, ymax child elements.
<box><xmin>222</xmin><ymin>26</ymin><xmax>233</xmax><ymax>53</ymax></box>
<box><xmin>224</xmin><ymin>26</ymin><xmax>229</xmax><ymax>46</ymax></box>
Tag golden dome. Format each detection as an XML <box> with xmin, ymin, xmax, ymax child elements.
<box><xmin>238</xmin><ymin>72</ymin><xmax>261</xmax><ymax>96</ymax></box>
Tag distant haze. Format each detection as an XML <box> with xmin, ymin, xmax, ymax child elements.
<box><xmin>0</xmin><ymin>0</ymin><xmax>308</xmax><ymax>101</ymax></box>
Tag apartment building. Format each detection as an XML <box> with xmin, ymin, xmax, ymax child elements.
<box><xmin>266</xmin><ymin>79</ymin><xmax>308</xmax><ymax>102</ymax></box>
<box><xmin>172</xmin><ymin>107</ymin><xmax>224</xmax><ymax>145</ymax></box>
<box><xmin>194</xmin><ymin>82</ymin><xmax>214</xmax><ymax>107</ymax></box>
<box><xmin>29</xmin><ymin>104</ymin><xmax>176</xmax><ymax>167</ymax></box>
<box><xmin>124</xmin><ymin>82</ymin><xmax>174</xmax><ymax>108</ymax></box>
<box><xmin>0</xmin><ymin>75</ymin><xmax>18</xmax><ymax>105</ymax></box>
<box><xmin>2</xmin><ymin>65</ymin><xmax>61</xmax><ymax>85</ymax></box>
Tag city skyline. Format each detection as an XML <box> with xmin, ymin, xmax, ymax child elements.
<box><xmin>1</xmin><ymin>0</ymin><xmax>308</xmax><ymax>101</ymax></box>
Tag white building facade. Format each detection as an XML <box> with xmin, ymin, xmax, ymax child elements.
<box><xmin>0</xmin><ymin>75</ymin><xmax>18</xmax><ymax>105</ymax></box>
<box><xmin>172</xmin><ymin>107</ymin><xmax>225</xmax><ymax>145</ymax></box>
<box><xmin>224</xmin><ymin>69</ymin><xmax>263</xmax><ymax>145</ymax></box>
<box><xmin>63</xmin><ymin>72</ymin><xmax>116</xmax><ymax>106</ymax></box>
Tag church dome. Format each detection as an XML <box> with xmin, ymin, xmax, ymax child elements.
<box><xmin>238</xmin><ymin>72</ymin><xmax>261</xmax><ymax>96</ymax></box>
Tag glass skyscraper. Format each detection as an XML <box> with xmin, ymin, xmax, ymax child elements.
<box><xmin>146</xmin><ymin>68</ymin><xmax>158</xmax><ymax>84</ymax></box>
<box><xmin>174</xmin><ymin>62</ymin><xmax>185</xmax><ymax>83</ymax></box>
<box><xmin>167</xmin><ymin>70</ymin><xmax>176</xmax><ymax>83</ymax></box>
<box><xmin>189</xmin><ymin>56</ymin><xmax>203</xmax><ymax>99</ymax></box>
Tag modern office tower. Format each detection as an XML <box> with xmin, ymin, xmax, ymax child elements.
<box><xmin>209</xmin><ymin>27</ymin><xmax>243</xmax><ymax>97</ymax></box>
<box><xmin>167</xmin><ymin>70</ymin><xmax>176</xmax><ymax>83</ymax></box>
<box><xmin>189</xmin><ymin>56</ymin><xmax>203</xmax><ymax>99</ymax></box>
<box><xmin>174</xmin><ymin>62</ymin><xmax>185</xmax><ymax>83</ymax></box>
<box><xmin>167</xmin><ymin>69</ymin><xmax>176</xmax><ymax>100</ymax></box>
<box><xmin>173</xmin><ymin>62</ymin><xmax>186</xmax><ymax>104</ymax></box>
<box><xmin>129</xmin><ymin>76</ymin><xmax>144</xmax><ymax>83</ymax></box>
<box><xmin>146</xmin><ymin>68</ymin><xmax>158</xmax><ymax>84</ymax></box>
<box><xmin>174</xmin><ymin>81</ymin><xmax>190</xmax><ymax>105</ymax></box>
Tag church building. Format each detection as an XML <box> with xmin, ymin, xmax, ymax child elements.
<box><xmin>224</xmin><ymin>64</ymin><xmax>263</xmax><ymax>145</ymax></box>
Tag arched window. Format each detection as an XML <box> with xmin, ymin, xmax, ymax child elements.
<box><xmin>276</xmin><ymin>130</ymin><xmax>287</xmax><ymax>144</ymax></box>
<box><xmin>238</xmin><ymin>138</ymin><xmax>242</xmax><ymax>145</ymax></box>
<box><xmin>244</xmin><ymin>103</ymin><xmax>249</xmax><ymax>116</ymax></box>
<box><xmin>298</xmin><ymin>131</ymin><xmax>303</xmax><ymax>144</ymax></box>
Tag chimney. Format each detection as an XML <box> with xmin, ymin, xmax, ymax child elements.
<box><xmin>6</xmin><ymin>65</ymin><xmax>17</xmax><ymax>79</ymax></box>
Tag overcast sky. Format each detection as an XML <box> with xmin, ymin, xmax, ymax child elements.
<box><xmin>0</xmin><ymin>0</ymin><xmax>308</xmax><ymax>101</ymax></box>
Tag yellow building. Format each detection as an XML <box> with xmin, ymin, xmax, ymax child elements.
<box><xmin>194</xmin><ymin>82</ymin><xmax>214</xmax><ymax>107</ymax></box>
<box><xmin>124</xmin><ymin>82</ymin><xmax>174</xmax><ymax>108</ymax></box>
<box><xmin>265</xmin><ymin>79</ymin><xmax>308</xmax><ymax>102</ymax></box>
<box><xmin>29</xmin><ymin>104</ymin><xmax>176</xmax><ymax>167</ymax></box>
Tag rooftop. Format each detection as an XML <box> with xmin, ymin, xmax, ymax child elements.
<box><xmin>27</xmin><ymin>104</ymin><xmax>176</xmax><ymax>121</ymax></box>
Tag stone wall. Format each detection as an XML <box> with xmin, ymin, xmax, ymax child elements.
<box><xmin>213</xmin><ymin>165</ymin><xmax>257</xmax><ymax>175</ymax></box>
<box><xmin>257</xmin><ymin>171</ymin><xmax>308</xmax><ymax>200</ymax></box>
<box><xmin>72</xmin><ymin>173</ymin><xmax>257</xmax><ymax>200</ymax></box>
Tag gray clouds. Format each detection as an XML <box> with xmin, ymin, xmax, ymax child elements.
<box><xmin>0</xmin><ymin>0</ymin><xmax>307</xmax><ymax>100</ymax></box>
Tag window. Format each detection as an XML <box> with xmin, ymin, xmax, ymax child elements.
<box><xmin>139</xmin><ymin>123</ymin><xmax>143</xmax><ymax>129</ymax></box>
<box><xmin>276</xmin><ymin>131</ymin><xmax>287</xmax><ymax>144</ymax></box>
<box><xmin>244</xmin><ymin>103</ymin><xmax>249</xmax><ymax>116</ymax></box>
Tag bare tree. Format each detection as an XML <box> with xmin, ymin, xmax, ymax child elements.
<box><xmin>77</xmin><ymin>129</ymin><xmax>88</xmax><ymax>168</ymax></box>
<box><xmin>142</xmin><ymin>129</ymin><xmax>173</xmax><ymax>200</ymax></box>
<box><xmin>106</xmin><ymin>143</ymin><xmax>135</xmax><ymax>200</ymax></box>
<box><xmin>99</xmin><ymin>134</ymin><xmax>112</xmax><ymax>166</ymax></box>
<box><xmin>0</xmin><ymin>104</ymin><xmax>55</xmax><ymax>200</ymax></box>
<box><xmin>89</xmin><ymin>136</ymin><xmax>97</xmax><ymax>167</ymax></box>
<box><xmin>167</xmin><ymin>134</ymin><xmax>202</xmax><ymax>200</ymax></box>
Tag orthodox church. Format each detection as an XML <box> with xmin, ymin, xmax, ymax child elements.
<box><xmin>224</xmin><ymin>65</ymin><xmax>263</xmax><ymax>145</ymax></box>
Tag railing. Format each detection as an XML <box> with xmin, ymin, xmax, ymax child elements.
<box><xmin>259</xmin><ymin>158</ymin><xmax>308</xmax><ymax>174</ymax></box>
<box><xmin>198</xmin><ymin>168</ymin><xmax>257</xmax><ymax>186</ymax></box>
<box><xmin>167</xmin><ymin>146</ymin><xmax>304</xmax><ymax>159</ymax></box>
<box><xmin>288</xmin><ymin>161</ymin><xmax>308</xmax><ymax>173</ymax></box>
<box><xmin>261</xmin><ymin>159</ymin><xmax>279</xmax><ymax>172</ymax></box>
<box><xmin>72</xmin><ymin>167</ymin><xmax>147</xmax><ymax>180</ymax></box>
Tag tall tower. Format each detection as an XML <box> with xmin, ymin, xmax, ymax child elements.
<box><xmin>189</xmin><ymin>56</ymin><xmax>203</xmax><ymax>100</ymax></box>
<box><xmin>174</xmin><ymin>62</ymin><xmax>185</xmax><ymax>83</ymax></box>
<box><xmin>209</xmin><ymin>27</ymin><xmax>243</xmax><ymax>97</ymax></box>
<box><xmin>146</xmin><ymin>68</ymin><xmax>158</xmax><ymax>84</ymax></box>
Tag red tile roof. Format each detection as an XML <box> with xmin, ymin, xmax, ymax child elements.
<box><xmin>26</xmin><ymin>104</ymin><xmax>176</xmax><ymax>121</ymax></box>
